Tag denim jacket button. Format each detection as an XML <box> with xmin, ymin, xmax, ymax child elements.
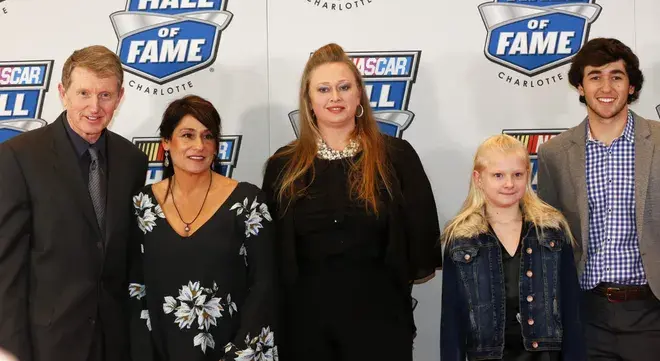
<box><xmin>464</xmin><ymin>254</ymin><xmax>471</xmax><ymax>261</ymax></box>
<box><xmin>526</xmin><ymin>295</ymin><xmax>534</xmax><ymax>302</ymax></box>
<box><xmin>528</xmin><ymin>319</ymin><xmax>535</xmax><ymax>326</ymax></box>
<box><xmin>532</xmin><ymin>341</ymin><xmax>539</xmax><ymax>348</ymax></box>
<box><xmin>526</xmin><ymin>247</ymin><xmax>532</xmax><ymax>254</ymax></box>
<box><xmin>526</xmin><ymin>270</ymin><xmax>533</xmax><ymax>277</ymax></box>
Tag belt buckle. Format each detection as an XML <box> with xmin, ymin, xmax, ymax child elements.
<box><xmin>606</xmin><ymin>287</ymin><xmax>622</xmax><ymax>302</ymax></box>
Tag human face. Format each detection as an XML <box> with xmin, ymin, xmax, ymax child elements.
<box><xmin>58</xmin><ymin>67</ymin><xmax>124</xmax><ymax>143</ymax></box>
<box><xmin>163</xmin><ymin>115</ymin><xmax>217</xmax><ymax>175</ymax></box>
<box><xmin>308</xmin><ymin>62</ymin><xmax>362</xmax><ymax>130</ymax></box>
<box><xmin>578</xmin><ymin>59</ymin><xmax>634</xmax><ymax>123</ymax></box>
<box><xmin>474</xmin><ymin>152</ymin><xmax>528</xmax><ymax>210</ymax></box>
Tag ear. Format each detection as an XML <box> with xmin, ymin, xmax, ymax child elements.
<box><xmin>473</xmin><ymin>170</ymin><xmax>482</xmax><ymax>188</ymax></box>
<box><xmin>161</xmin><ymin>138</ymin><xmax>170</xmax><ymax>151</ymax></box>
<box><xmin>577</xmin><ymin>84</ymin><xmax>585</xmax><ymax>97</ymax></box>
<box><xmin>118</xmin><ymin>86</ymin><xmax>125</xmax><ymax>103</ymax></box>
<box><xmin>629</xmin><ymin>84</ymin><xmax>635</xmax><ymax>95</ymax></box>
<box><xmin>58</xmin><ymin>83</ymin><xmax>68</xmax><ymax>107</ymax></box>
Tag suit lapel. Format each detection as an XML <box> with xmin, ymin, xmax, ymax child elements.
<box><xmin>50</xmin><ymin>113</ymin><xmax>103</xmax><ymax>240</ymax></box>
<box><xmin>633</xmin><ymin>112</ymin><xmax>654</xmax><ymax>244</ymax></box>
<box><xmin>566</xmin><ymin>119</ymin><xmax>589</xmax><ymax>255</ymax></box>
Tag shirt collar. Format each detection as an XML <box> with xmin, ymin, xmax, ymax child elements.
<box><xmin>62</xmin><ymin>111</ymin><xmax>107</xmax><ymax>159</ymax></box>
<box><xmin>586</xmin><ymin>110</ymin><xmax>635</xmax><ymax>144</ymax></box>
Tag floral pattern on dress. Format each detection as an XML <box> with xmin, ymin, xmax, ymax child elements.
<box><xmin>129</xmin><ymin>283</ymin><xmax>150</xmax><ymax>331</ymax></box>
<box><xmin>224</xmin><ymin>326</ymin><xmax>278</xmax><ymax>361</ymax></box>
<box><xmin>140</xmin><ymin>309</ymin><xmax>152</xmax><ymax>331</ymax></box>
<box><xmin>133</xmin><ymin>192</ymin><xmax>165</xmax><ymax>234</ymax></box>
<box><xmin>230</xmin><ymin>197</ymin><xmax>272</xmax><ymax>238</ymax></box>
<box><xmin>162</xmin><ymin>281</ymin><xmax>238</xmax><ymax>354</ymax></box>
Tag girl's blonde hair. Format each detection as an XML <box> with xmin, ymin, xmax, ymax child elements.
<box><xmin>441</xmin><ymin>134</ymin><xmax>575</xmax><ymax>245</ymax></box>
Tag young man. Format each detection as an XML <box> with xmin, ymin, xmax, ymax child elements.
<box><xmin>0</xmin><ymin>46</ymin><xmax>148</xmax><ymax>361</ymax></box>
<box><xmin>538</xmin><ymin>38</ymin><xmax>660</xmax><ymax>360</ymax></box>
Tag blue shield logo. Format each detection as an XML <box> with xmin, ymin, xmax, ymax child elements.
<box><xmin>0</xmin><ymin>60</ymin><xmax>52</xmax><ymax>143</ymax></box>
<box><xmin>479</xmin><ymin>1</ymin><xmax>601</xmax><ymax>76</ymax></box>
<box><xmin>111</xmin><ymin>0</ymin><xmax>232</xmax><ymax>84</ymax></box>
<box><xmin>290</xmin><ymin>50</ymin><xmax>421</xmax><ymax>138</ymax></box>
<box><xmin>133</xmin><ymin>135</ymin><xmax>242</xmax><ymax>183</ymax></box>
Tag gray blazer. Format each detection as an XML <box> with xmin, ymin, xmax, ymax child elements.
<box><xmin>537</xmin><ymin>111</ymin><xmax>660</xmax><ymax>296</ymax></box>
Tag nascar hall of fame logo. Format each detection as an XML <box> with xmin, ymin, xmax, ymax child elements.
<box><xmin>479</xmin><ymin>0</ymin><xmax>601</xmax><ymax>88</ymax></box>
<box><xmin>502</xmin><ymin>128</ymin><xmax>566</xmax><ymax>191</ymax></box>
<box><xmin>0</xmin><ymin>60</ymin><xmax>53</xmax><ymax>143</ymax></box>
<box><xmin>110</xmin><ymin>0</ymin><xmax>232</xmax><ymax>95</ymax></box>
<box><xmin>133</xmin><ymin>135</ymin><xmax>242</xmax><ymax>183</ymax></box>
<box><xmin>305</xmin><ymin>0</ymin><xmax>373</xmax><ymax>11</ymax></box>
<box><xmin>289</xmin><ymin>50</ymin><xmax>421</xmax><ymax>138</ymax></box>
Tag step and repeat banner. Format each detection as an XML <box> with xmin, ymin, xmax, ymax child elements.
<box><xmin>2</xmin><ymin>1</ymin><xmax>660</xmax><ymax>359</ymax></box>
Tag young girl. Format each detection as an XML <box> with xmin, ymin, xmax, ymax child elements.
<box><xmin>440</xmin><ymin>134</ymin><xmax>585</xmax><ymax>361</ymax></box>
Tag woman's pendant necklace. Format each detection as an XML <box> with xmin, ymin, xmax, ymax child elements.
<box><xmin>170</xmin><ymin>170</ymin><xmax>213</xmax><ymax>236</ymax></box>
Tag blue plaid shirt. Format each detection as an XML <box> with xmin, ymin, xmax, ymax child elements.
<box><xmin>582</xmin><ymin>111</ymin><xmax>647</xmax><ymax>290</ymax></box>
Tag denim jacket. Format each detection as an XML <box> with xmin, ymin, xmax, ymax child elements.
<box><xmin>440</xmin><ymin>223</ymin><xmax>585</xmax><ymax>360</ymax></box>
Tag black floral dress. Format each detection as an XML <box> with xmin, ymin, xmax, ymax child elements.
<box><xmin>128</xmin><ymin>182</ymin><xmax>278</xmax><ymax>361</ymax></box>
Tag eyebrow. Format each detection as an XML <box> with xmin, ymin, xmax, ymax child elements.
<box><xmin>586</xmin><ymin>69</ymin><xmax>626</xmax><ymax>76</ymax></box>
<box><xmin>315</xmin><ymin>79</ymin><xmax>352</xmax><ymax>85</ymax></box>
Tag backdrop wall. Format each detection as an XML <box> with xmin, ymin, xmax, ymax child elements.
<box><xmin>2</xmin><ymin>1</ymin><xmax>659</xmax><ymax>360</ymax></box>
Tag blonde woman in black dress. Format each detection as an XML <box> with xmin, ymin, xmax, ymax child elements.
<box><xmin>263</xmin><ymin>43</ymin><xmax>441</xmax><ymax>361</ymax></box>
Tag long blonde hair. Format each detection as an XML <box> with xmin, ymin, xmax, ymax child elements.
<box><xmin>441</xmin><ymin>134</ymin><xmax>575</xmax><ymax>245</ymax></box>
<box><xmin>270</xmin><ymin>43</ymin><xmax>392</xmax><ymax>213</ymax></box>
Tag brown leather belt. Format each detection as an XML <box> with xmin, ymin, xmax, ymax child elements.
<box><xmin>591</xmin><ymin>283</ymin><xmax>652</xmax><ymax>302</ymax></box>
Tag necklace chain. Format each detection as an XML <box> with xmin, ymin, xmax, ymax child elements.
<box><xmin>170</xmin><ymin>170</ymin><xmax>213</xmax><ymax>236</ymax></box>
<box><xmin>316</xmin><ymin>137</ymin><xmax>360</xmax><ymax>160</ymax></box>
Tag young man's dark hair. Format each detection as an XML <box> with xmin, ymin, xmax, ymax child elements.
<box><xmin>568</xmin><ymin>37</ymin><xmax>644</xmax><ymax>104</ymax></box>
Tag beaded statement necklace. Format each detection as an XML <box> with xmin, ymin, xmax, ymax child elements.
<box><xmin>316</xmin><ymin>137</ymin><xmax>360</xmax><ymax>160</ymax></box>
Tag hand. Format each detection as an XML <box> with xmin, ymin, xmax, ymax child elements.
<box><xmin>0</xmin><ymin>348</ymin><xmax>18</xmax><ymax>361</ymax></box>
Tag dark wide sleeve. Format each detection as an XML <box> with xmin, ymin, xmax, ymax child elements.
<box><xmin>390</xmin><ymin>138</ymin><xmax>442</xmax><ymax>281</ymax></box>
<box><xmin>0</xmin><ymin>143</ymin><xmax>33</xmax><ymax>361</ymax></box>
<box><xmin>261</xmin><ymin>156</ymin><xmax>282</xmax><ymax>218</ymax></box>
<box><xmin>223</xmin><ymin>189</ymin><xmax>278</xmax><ymax>361</ymax></box>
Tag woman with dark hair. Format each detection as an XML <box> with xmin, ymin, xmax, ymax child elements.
<box><xmin>262</xmin><ymin>43</ymin><xmax>441</xmax><ymax>361</ymax></box>
<box><xmin>128</xmin><ymin>95</ymin><xmax>278</xmax><ymax>361</ymax></box>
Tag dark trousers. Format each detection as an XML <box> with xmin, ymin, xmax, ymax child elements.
<box><xmin>87</xmin><ymin>318</ymin><xmax>105</xmax><ymax>361</ymax></box>
<box><xmin>281</xmin><ymin>270</ymin><xmax>413</xmax><ymax>361</ymax></box>
<box><xmin>584</xmin><ymin>287</ymin><xmax>660</xmax><ymax>361</ymax></box>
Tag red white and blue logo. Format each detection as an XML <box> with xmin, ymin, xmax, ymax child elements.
<box><xmin>110</xmin><ymin>0</ymin><xmax>232</xmax><ymax>85</ymax></box>
<box><xmin>0</xmin><ymin>60</ymin><xmax>53</xmax><ymax>143</ymax></box>
<box><xmin>290</xmin><ymin>50</ymin><xmax>421</xmax><ymax>138</ymax></box>
<box><xmin>479</xmin><ymin>0</ymin><xmax>601</xmax><ymax>76</ymax></box>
